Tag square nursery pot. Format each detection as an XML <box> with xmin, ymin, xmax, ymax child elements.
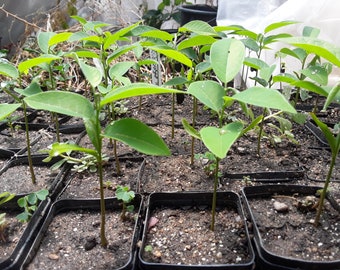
<box><xmin>22</xmin><ymin>195</ymin><xmax>143</xmax><ymax>270</ymax></box>
<box><xmin>0</xmin><ymin>195</ymin><xmax>51</xmax><ymax>270</ymax></box>
<box><xmin>138</xmin><ymin>192</ymin><xmax>255</xmax><ymax>270</ymax></box>
<box><xmin>0</xmin><ymin>154</ymin><xmax>70</xmax><ymax>200</ymax></box>
<box><xmin>178</xmin><ymin>5</ymin><xmax>217</xmax><ymax>26</ymax></box>
<box><xmin>242</xmin><ymin>184</ymin><xmax>340</xmax><ymax>270</ymax></box>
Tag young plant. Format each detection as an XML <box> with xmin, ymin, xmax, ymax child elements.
<box><xmin>310</xmin><ymin>112</ymin><xmax>340</xmax><ymax>226</ymax></box>
<box><xmin>24</xmin><ymin>83</ymin><xmax>183</xmax><ymax>247</ymax></box>
<box><xmin>115</xmin><ymin>185</ymin><xmax>135</xmax><ymax>221</ymax></box>
<box><xmin>16</xmin><ymin>189</ymin><xmax>49</xmax><ymax>223</ymax></box>
<box><xmin>0</xmin><ymin>192</ymin><xmax>15</xmax><ymax>242</ymax></box>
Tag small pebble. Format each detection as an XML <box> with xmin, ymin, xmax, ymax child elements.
<box><xmin>273</xmin><ymin>201</ymin><xmax>289</xmax><ymax>212</ymax></box>
<box><xmin>48</xmin><ymin>253</ymin><xmax>59</xmax><ymax>260</ymax></box>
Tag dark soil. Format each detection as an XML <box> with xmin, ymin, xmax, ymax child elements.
<box><xmin>141</xmin><ymin>206</ymin><xmax>252</xmax><ymax>266</ymax></box>
<box><xmin>247</xmin><ymin>193</ymin><xmax>340</xmax><ymax>262</ymax></box>
<box><xmin>25</xmin><ymin>208</ymin><xmax>137</xmax><ymax>270</ymax></box>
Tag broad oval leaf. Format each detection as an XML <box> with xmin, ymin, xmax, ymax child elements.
<box><xmin>24</xmin><ymin>91</ymin><xmax>95</xmax><ymax>119</ymax></box>
<box><xmin>188</xmin><ymin>80</ymin><xmax>224</xmax><ymax>113</ymax></box>
<box><xmin>177</xmin><ymin>35</ymin><xmax>216</xmax><ymax>51</ymax></box>
<box><xmin>149</xmin><ymin>46</ymin><xmax>192</xmax><ymax>68</ymax></box>
<box><xmin>211</xmin><ymin>39</ymin><xmax>245</xmax><ymax>84</ymax></box>
<box><xmin>37</xmin><ymin>32</ymin><xmax>55</xmax><ymax>54</ymax></box>
<box><xmin>78</xmin><ymin>60</ymin><xmax>102</xmax><ymax>88</ymax></box>
<box><xmin>200</xmin><ymin>122</ymin><xmax>243</xmax><ymax>159</ymax></box>
<box><xmin>179</xmin><ymin>20</ymin><xmax>217</xmax><ymax>36</ymax></box>
<box><xmin>232</xmin><ymin>87</ymin><xmax>297</xmax><ymax>114</ymax></box>
<box><xmin>104</xmin><ymin>118</ymin><xmax>170</xmax><ymax>156</ymax></box>
<box><xmin>109</xmin><ymin>61</ymin><xmax>135</xmax><ymax>79</ymax></box>
<box><xmin>301</xmin><ymin>65</ymin><xmax>328</xmax><ymax>85</ymax></box>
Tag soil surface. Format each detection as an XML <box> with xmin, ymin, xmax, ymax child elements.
<box><xmin>247</xmin><ymin>192</ymin><xmax>340</xmax><ymax>262</ymax></box>
<box><xmin>141</xmin><ymin>205</ymin><xmax>252</xmax><ymax>266</ymax></box>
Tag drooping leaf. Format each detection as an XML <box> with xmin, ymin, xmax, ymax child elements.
<box><xmin>0</xmin><ymin>62</ymin><xmax>19</xmax><ymax>79</ymax></box>
<box><xmin>104</xmin><ymin>118</ymin><xmax>170</xmax><ymax>156</ymax></box>
<box><xmin>18</xmin><ymin>55</ymin><xmax>61</xmax><ymax>74</ymax></box>
<box><xmin>179</xmin><ymin>20</ymin><xmax>218</xmax><ymax>36</ymax></box>
<box><xmin>0</xmin><ymin>103</ymin><xmax>21</xmax><ymax>121</ymax></box>
<box><xmin>78</xmin><ymin>59</ymin><xmax>102</xmax><ymax>88</ymax></box>
<box><xmin>182</xmin><ymin>118</ymin><xmax>201</xmax><ymax>140</ymax></box>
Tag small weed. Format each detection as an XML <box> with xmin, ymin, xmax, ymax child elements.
<box><xmin>115</xmin><ymin>185</ymin><xmax>135</xmax><ymax>221</ymax></box>
<box><xmin>16</xmin><ymin>189</ymin><xmax>49</xmax><ymax>222</ymax></box>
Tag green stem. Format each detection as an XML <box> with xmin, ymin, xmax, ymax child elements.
<box><xmin>23</xmin><ymin>102</ymin><xmax>36</xmax><ymax>184</ymax></box>
<box><xmin>210</xmin><ymin>157</ymin><xmax>220</xmax><ymax>231</ymax></box>
<box><xmin>257</xmin><ymin>109</ymin><xmax>266</xmax><ymax>156</ymax></box>
<box><xmin>190</xmin><ymin>97</ymin><xmax>198</xmax><ymax>166</ymax></box>
<box><xmin>171</xmin><ymin>93</ymin><xmax>175</xmax><ymax>139</ymax></box>
<box><xmin>97</xmin><ymin>152</ymin><xmax>108</xmax><ymax>247</ymax></box>
<box><xmin>314</xmin><ymin>153</ymin><xmax>336</xmax><ymax>226</ymax></box>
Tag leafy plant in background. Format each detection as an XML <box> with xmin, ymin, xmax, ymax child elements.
<box><xmin>16</xmin><ymin>189</ymin><xmax>49</xmax><ymax>222</ymax></box>
<box><xmin>115</xmin><ymin>185</ymin><xmax>135</xmax><ymax>221</ymax></box>
<box><xmin>0</xmin><ymin>192</ymin><xmax>15</xmax><ymax>242</ymax></box>
<box><xmin>141</xmin><ymin>0</ymin><xmax>190</xmax><ymax>29</ymax></box>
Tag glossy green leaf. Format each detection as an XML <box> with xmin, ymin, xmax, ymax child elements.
<box><xmin>0</xmin><ymin>62</ymin><xmax>19</xmax><ymax>78</ymax></box>
<box><xmin>177</xmin><ymin>35</ymin><xmax>216</xmax><ymax>51</ymax></box>
<box><xmin>292</xmin><ymin>80</ymin><xmax>328</xmax><ymax>96</ymax></box>
<box><xmin>0</xmin><ymin>103</ymin><xmax>21</xmax><ymax>121</ymax></box>
<box><xmin>104</xmin><ymin>118</ymin><xmax>170</xmax><ymax>156</ymax></box>
<box><xmin>264</xmin><ymin>20</ymin><xmax>298</xmax><ymax>34</ymax></box>
<box><xmin>101</xmin><ymin>83</ymin><xmax>184</xmax><ymax>107</ymax></box>
<box><xmin>188</xmin><ymin>80</ymin><xmax>224</xmax><ymax>113</ymax></box>
<box><xmin>15</xmin><ymin>82</ymin><xmax>43</xmax><ymax>97</ymax></box>
<box><xmin>24</xmin><ymin>91</ymin><xmax>95</xmax><ymax>119</ymax></box>
<box><xmin>35</xmin><ymin>189</ymin><xmax>49</xmax><ymax>201</ymax></box>
<box><xmin>48</xmin><ymin>32</ymin><xmax>72</xmax><ymax>47</ymax></box>
<box><xmin>232</xmin><ymin>87</ymin><xmax>297</xmax><ymax>113</ymax></box>
<box><xmin>0</xmin><ymin>192</ymin><xmax>15</xmax><ymax>205</ymax></box>
<box><xmin>109</xmin><ymin>61</ymin><xmax>135</xmax><ymax>79</ymax></box>
<box><xmin>149</xmin><ymin>46</ymin><xmax>192</xmax><ymax>67</ymax></box>
<box><xmin>200</xmin><ymin>122</ymin><xmax>243</xmax><ymax>159</ymax></box>
<box><xmin>211</xmin><ymin>38</ymin><xmax>245</xmax><ymax>84</ymax></box>
<box><xmin>244</xmin><ymin>57</ymin><xmax>269</xmax><ymax>70</ymax></box>
<box><xmin>45</xmin><ymin>142</ymin><xmax>97</xmax><ymax>159</ymax></box>
<box><xmin>18</xmin><ymin>54</ymin><xmax>61</xmax><ymax>74</ymax></box>
<box><xmin>179</xmin><ymin>20</ymin><xmax>217</xmax><ymax>36</ymax></box>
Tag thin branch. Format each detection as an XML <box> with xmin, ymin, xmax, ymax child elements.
<box><xmin>0</xmin><ymin>5</ymin><xmax>45</xmax><ymax>32</ymax></box>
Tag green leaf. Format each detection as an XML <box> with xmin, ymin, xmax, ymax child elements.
<box><xmin>16</xmin><ymin>212</ymin><xmax>31</xmax><ymax>222</ymax></box>
<box><xmin>37</xmin><ymin>32</ymin><xmax>55</xmax><ymax>53</ymax></box>
<box><xmin>179</xmin><ymin>20</ymin><xmax>218</xmax><ymax>36</ymax></box>
<box><xmin>303</xmin><ymin>26</ymin><xmax>320</xmax><ymax>38</ymax></box>
<box><xmin>24</xmin><ymin>91</ymin><xmax>95</xmax><ymax>119</ymax></box>
<box><xmin>182</xmin><ymin>118</ymin><xmax>201</xmax><ymax>140</ymax></box>
<box><xmin>104</xmin><ymin>118</ymin><xmax>170</xmax><ymax>156</ymax></box>
<box><xmin>15</xmin><ymin>81</ymin><xmax>43</xmax><ymax>97</ymax></box>
<box><xmin>78</xmin><ymin>59</ymin><xmax>102</xmax><ymax>88</ymax></box>
<box><xmin>101</xmin><ymin>83</ymin><xmax>184</xmax><ymax>107</ymax></box>
<box><xmin>301</xmin><ymin>65</ymin><xmax>328</xmax><ymax>85</ymax></box>
<box><xmin>0</xmin><ymin>103</ymin><xmax>21</xmax><ymax>121</ymax></box>
<box><xmin>109</xmin><ymin>61</ymin><xmax>135</xmax><ymax>79</ymax></box>
<box><xmin>188</xmin><ymin>81</ymin><xmax>224</xmax><ymax>113</ymax></box>
<box><xmin>280</xmin><ymin>37</ymin><xmax>340</xmax><ymax>67</ymax></box>
<box><xmin>48</xmin><ymin>32</ymin><xmax>72</xmax><ymax>47</ymax></box>
<box><xmin>200</xmin><ymin>122</ymin><xmax>243</xmax><ymax>159</ymax></box>
<box><xmin>292</xmin><ymin>81</ymin><xmax>328</xmax><ymax>96</ymax></box>
<box><xmin>164</xmin><ymin>76</ymin><xmax>188</xmax><ymax>86</ymax></box>
<box><xmin>324</xmin><ymin>82</ymin><xmax>340</xmax><ymax>110</ymax></box>
<box><xmin>35</xmin><ymin>189</ymin><xmax>49</xmax><ymax>201</ymax></box>
<box><xmin>210</xmin><ymin>38</ymin><xmax>245</xmax><ymax>84</ymax></box>
<box><xmin>47</xmin><ymin>142</ymin><xmax>97</xmax><ymax>158</ymax></box>
<box><xmin>0</xmin><ymin>62</ymin><xmax>19</xmax><ymax>78</ymax></box>
<box><xmin>149</xmin><ymin>46</ymin><xmax>192</xmax><ymax>67</ymax></box>
<box><xmin>232</xmin><ymin>87</ymin><xmax>297</xmax><ymax>114</ymax></box>
<box><xmin>279</xmin><ymin>47</ymin><xmax>307</xmax><ymax>62</ymax></box>
<box><xmin>243</xmin><ymin>57</ymin><xmax>269</xmax><ymax>70</ymax></box>
<box><xmin>177</xmin><ymin>35</ymin><xmax>216</xmax><ymax>51</ymax></box>
<box><xmin>18</xmin><ymin>54</ymin><xmax>61</xmax><ymax>74</ymax></box>
<box><xmin>27</xmin><ymin>193</ymin><xmax>38</xmax><ymax>205</ymax></box>
<box><xmin>0</xmin><ymin>192</ymin><xmax>15</xmax><ymax>205</ymax></box>
<box><xmin>264</xmin><ymin>20</ymin><xmax>298</xmax><ymax>34</ymax></box>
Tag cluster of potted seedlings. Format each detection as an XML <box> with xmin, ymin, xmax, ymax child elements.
<box><xmin>0</xmin><ymin>12</ymin><xmax>339</xmax><ymax>270</ymax></box>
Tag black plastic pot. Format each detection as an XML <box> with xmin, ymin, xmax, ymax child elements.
<box><xmin>0</xmin><ymin>195</ymin><xmax>51</xmax><ymax>270</ymax></box>
<box><xmin>223</xmin><ymin>166</ymin><xmax>304</xmax><ymax>183</ymax></box>
<box><xmin>0</xmin><ymin>154</ymin><xmax>70</xmax><ymax>200</ymax></box>
<box><xmin>22</xmin><ymin>195</ymin><xmax>143</xmax><ymax>270</ymax></box>
<box><xmin>242</xmin><ymin>185</ymin><xmax>340</xmax><ymax>270</ymax></box>
<box><xmin>178</xmin><ymin>5</ymin><xmax>217</xmax><ymax>26</ymax></box>
<box><xmin>138</xmin><ymin>191</ymin><xmax>254</xmax><ymax>269</ymax></box>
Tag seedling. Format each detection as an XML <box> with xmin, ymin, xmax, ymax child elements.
<box><xmin>0</xmin><ymin>192</ymin><xmax>15</xmax><ymax>242</ymax></box>
<box><xmin>16</xmin><ymin>189</ymin><xmax>49</xmax><ymax>223</ymax></box>
<box><xmin>195</xmin><ymin>152</ymin><xmax>222</xmax><ymax>178</ymax></box>
<box><xmin>115</xmin><ymin>185</ymin><xmax>135</xmax><ymax>221</ymax></box>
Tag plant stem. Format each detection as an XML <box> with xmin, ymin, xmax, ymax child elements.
<box><xmin>23</xmin><ymin>102</ymin><xmax>36</xmax><ymax>184</ymax></box>
<box><xmin>210</xmin><ymin>157</ymin><xmax>220</xmax><ymax>231</ymax></box>
<box><xmin>53</xmin><ymin>112</ymin><xmax>60</xmax><ymax>142</ymax></box>
<box><xmin>113</xmin><ymin>140</ymin><xmax>121</xmax><ymax>175</ymax></box>
<box><xmin>97</xmin><ymin>152</ymin><xmax>108</xmax><ymax>247</ymax></box>
<box><xmin>314</xmin><ymin>153</ymin><xmax>336</xmax><ymax>226</ymax></box>
<box><xmin>190</xmin><ymin>97</ymin><xmax>198</xmax><ymax>166</ymax></box>
<box><xmin>257</xmin><ymin>112</ymin><xmax>265</xmax><ymax>156</ymax></box>
<box><xmin>171</xmin><ymin>93</ymin><xmax>175</xmax><ymax>139</ymax></box>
